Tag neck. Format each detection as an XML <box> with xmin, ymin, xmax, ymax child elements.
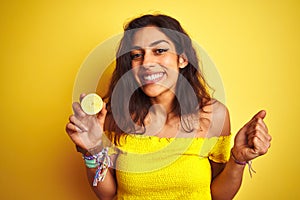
<box><xmin>150</xmin><ymin>91</ymin><xmax>176</xmax><ymax>116</ymax></box>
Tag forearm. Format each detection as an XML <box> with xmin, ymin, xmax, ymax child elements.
<box><xmin>211</xmin><ymin>156</ymin><xmax>245</xmax><ymax>200</ymax></box>
<box><xmin>86</xmin><ymin>167</ymin><xmax>117</xmax><ymax>200</ymax></box>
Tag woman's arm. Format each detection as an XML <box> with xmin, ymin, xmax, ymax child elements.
<box><xmin>86</xmin><ymin>163</ymin><xmax>117</xmax><ymax>199</ymax></box>
<box><xmin>210</xmin><ymin>157</ymin><xmax>245</xmax><ymax>200</ymax></box>
<box><xmin>209</xmin><ymin>103</ymin><xmax>271</xmax><ymax>200</ymax></box>
<box><xmin>66</xmin><ymin>94</ymin><xmax>117</xmax><ymax>199</ymax></box>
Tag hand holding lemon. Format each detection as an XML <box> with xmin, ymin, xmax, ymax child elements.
<box><xmin>66</xmin><ymin>93</ymin><xmax>107</xmax><ymax>153</ymax></box>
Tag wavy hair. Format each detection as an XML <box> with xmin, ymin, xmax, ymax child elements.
<box><xmin>104</xmin><ymin>14</ymin><xmax>212</xmax><ymax>139</ymax></box>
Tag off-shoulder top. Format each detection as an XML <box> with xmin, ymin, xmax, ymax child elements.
<box><xmin>106</xmin><ymin>132</ymin><xmax>231</xmax><ymax>200</ymax></box>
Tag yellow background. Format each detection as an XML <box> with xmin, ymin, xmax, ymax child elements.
<box><xmin>1</xmin><ymin>0</ymin><xmax>299</xmax><ymax>199</ymax></box>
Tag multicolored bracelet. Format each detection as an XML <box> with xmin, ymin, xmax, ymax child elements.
<box><xmin>231</xmin><ymin>149</ymin><xmax>256</xmax><ymax>178</ymax></box>
<box><xmin>82</xmin><ymin>147</ymin><xmax>112</xmax><ymax>186</ymax></box>
<box><xmin>83</xmin><ymin>154</ymin><xmax>99</xmax><ymax>168</ymax></box>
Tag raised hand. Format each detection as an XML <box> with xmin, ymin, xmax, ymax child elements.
<box><xmin>65</xmin><ymin>94</ymin><xmax>107</xmax><ymax>152</ymax></box>
<box><xmin>232</xmin><ymin>110</ymin><xmax>272</xmax><ymax>162</ymax></box>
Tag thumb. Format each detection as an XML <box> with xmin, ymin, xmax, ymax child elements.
<box><xmin>252</xmin><ymin>110</ymin><xmax>266</xmax><ymax>120</ymax></box>
<box><xmin>97</xmin><ymin>102</ymin><xmax>107</xmax><ymax>122</ymax></box>
<box><xmin>79</xmin><ymin>93</ymin><xmax>87</xmax><ymax>103</ymax></box>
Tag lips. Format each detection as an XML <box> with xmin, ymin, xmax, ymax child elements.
<box><xmin>140</xmin><ymin>72</ymin><xmax>165</xmax><ymax>84</ymax></box>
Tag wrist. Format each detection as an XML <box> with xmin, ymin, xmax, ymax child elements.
<box><xmin>76</xmin><ymin>145</ymin><xmax>89</xmax><ymax>155</ymax></box>
<box><xmin>76</xmin><ymin>142</ymin><xmax>103</xmax><ymax>156</ymax></box>
<box><xmin>87</xmin><ymin>143</ymin><xmax>104</xmax><ymax>155</ymax></box>
<box><xmin>81</xmin><ymin>147</ymin><xmax>113</xmax><ymax>186</ymax></box>
<box><xmin>231</xmin><ymin>147</ymin><xmax>247</xmax><ymax>163</ymax></box>
<box><xmin>230</xmin><ymin>148</ymin><xmax>256</xmax><ymax>178</ymax></box>
<box><xmin>230</xmin><ymin>149</ymin><xmax>247</xmax><ymax>165</ymax></box>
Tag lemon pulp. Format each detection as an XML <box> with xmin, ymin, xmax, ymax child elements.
<box><xmin>81</xmin><ymin>93</ymin><xmax>103</xmax><ymax>115</ymax></box>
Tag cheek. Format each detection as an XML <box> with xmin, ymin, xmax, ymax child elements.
<box><xmin>131</xmin><ymin>60</ymin><xmax>140</xmax><ymax>69</ymax></box>
<box><xmin>131</xmin><ymin>61</ymin><xmax>140</xmax><ymax>75</ymax></box>
<box><xmin>131</xmin><ymin>67</ymin><xmax>141</xmax><ymax>83</ymax></box>
<box><xmin>161</xmin><ymin>55</ymin><xmax>179</xmax><ymax>69</ymax></box>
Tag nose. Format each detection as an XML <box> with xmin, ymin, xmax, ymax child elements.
<box><xmin>142</xmin><ymin>50</ymin><xmax>155</xmax><ymax>68</ymax></box>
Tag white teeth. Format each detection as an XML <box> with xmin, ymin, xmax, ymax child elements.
<box><xmin>143</xmin><ymin>73</ymin><xmax>164</xmax><ymax>81</ymax></box>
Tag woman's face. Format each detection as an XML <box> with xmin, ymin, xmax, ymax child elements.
<box><xmin>130</xmin><ymin>26</ymin><xmax>186</xmax><ymax>98</ymax></box>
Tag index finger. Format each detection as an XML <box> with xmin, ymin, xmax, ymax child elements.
<box><xmin>257</xmin><ymin>117</ymin><xmax>268</xmax><ymax>133</ymax></box>
<box><xmin>72</xmin><ymin>102</ymin><xmax>86</xmax><ymax>118</ymax></box>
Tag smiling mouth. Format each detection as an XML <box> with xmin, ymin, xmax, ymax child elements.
<box><xmin>141</xmin><ymin>72</ymin><xmax>165</xmax><ymax>84</ymax></box>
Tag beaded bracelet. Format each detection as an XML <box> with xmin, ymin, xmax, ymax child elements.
<box><xmin>82</xmin><ymin>147</ymin><xmax>112</xmax><ymax>186</ymax></box>
<box><xmin>231</xmin><ymin>149</ymin><xmax>256</xmax><ymax>178</ymax></box>
<box><xmin>83</xmin><ymin>154</ymin><xmax>99</xmax><ymax>168</ymax></box>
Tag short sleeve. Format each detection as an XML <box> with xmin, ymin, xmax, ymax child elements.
<box><xmin>208</xmin><ymin>135</ymin><xmax>232</xmax><ymax>163</ymax></box>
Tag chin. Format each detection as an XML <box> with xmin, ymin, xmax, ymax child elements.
<box><xmin>141</xmin><ymin>84</ymin><xmax>169</xmax><ymax>97</ymax></box>
<box><xmin>142</xmin><ymin>89</ymin><xmax>162</xmax><ymax>97</ymax></box>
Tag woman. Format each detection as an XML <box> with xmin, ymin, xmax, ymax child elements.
<box><xmin>66</xmin><ymin>14</ymin><xmax>271</xmax><ymax>200</ymax></box>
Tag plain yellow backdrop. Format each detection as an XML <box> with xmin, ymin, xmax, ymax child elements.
<box><xmin>1</xmin><ymin>0</ymin><xmax>299</xmax><ymax>199</ymax></box>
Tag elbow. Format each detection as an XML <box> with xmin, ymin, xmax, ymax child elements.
<box><xmin>97</xmin><ymin>194</ymin><xmax>117</xmax><ymax>200</ymax></box>
<box><xmin>211</xmin><ymin>186</ymin><xmax>238</xmax><ymax>200</ymax></box>
<box><xmin>94</xmin><ymin>189</ymin><xmax>117</xmax><ymax>200</ymax></box>
<box><xmin>211</xmin><ymin>192</ymin><xmax>236</xmax><ymax>200</ymax></box>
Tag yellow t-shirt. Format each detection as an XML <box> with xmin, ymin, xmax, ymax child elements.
<box><xmin>109</xmin><ymin>133</ymin><xmax>231</xmax><ymax>200</ymax></box>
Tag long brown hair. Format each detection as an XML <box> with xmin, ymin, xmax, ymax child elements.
<box><xmin>104</xmin><ymin>14</ymin><xmax>211</xmax><ymax>139</ymax></box>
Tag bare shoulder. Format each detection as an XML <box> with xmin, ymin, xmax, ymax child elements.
<box><xmin>211</xmin><ymin>99</ymin><xmax>229</xmax><ymax>121</ymax></box>
<box><xmin>204</xmin><ymin>99</ymin><xmax>231</xmax><ymax>137</ymax></box>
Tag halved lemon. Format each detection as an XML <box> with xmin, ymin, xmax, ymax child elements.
<box><xmin>81</xmin><ymin>93</ymin><xmax>103</xmax><ymax>115</ymax></box>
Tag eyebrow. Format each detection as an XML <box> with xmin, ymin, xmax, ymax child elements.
<box><xmin>131</xmin><ymin>40</ymin><xmax>170</xmax><ymax>50</ymax></box>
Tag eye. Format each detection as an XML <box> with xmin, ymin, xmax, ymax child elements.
<box><xmin>130</xmin><ymin>52</ymin><xmax>143</xmax><ymax>60</ymax></box>
<box><xmin>154</xmin><ymin>48</ymin><xmax>169</xmax><ymax>55</ymax></box>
